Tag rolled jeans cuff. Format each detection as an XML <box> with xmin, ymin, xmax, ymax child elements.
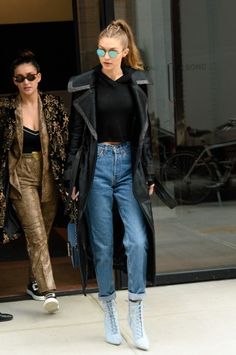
<box><xmin>128</xmin><ymin>291</ymin><xmax>146</xmax><ymax>301</ymax></box>
<box><xmin>98</xmin><ymin>291</ymin><xmax>116</xmax><ymax>302</ymax></box>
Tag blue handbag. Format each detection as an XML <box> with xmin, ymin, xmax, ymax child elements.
<box><xmin>66</xmin><ymin>201</ymin><xmax>88</xmax><ymax>295</ymax></box>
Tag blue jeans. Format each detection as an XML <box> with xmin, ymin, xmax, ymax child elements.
<box><xmin>86</xmin><ymin>142</ymin><xmax>148</xmax><ymax>301</ymax></box>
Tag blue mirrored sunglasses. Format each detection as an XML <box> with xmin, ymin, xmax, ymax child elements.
<box><xmin>96</xmin><ymin>48</ymin><xmax>120</xmax><ymax>58</ymax></box>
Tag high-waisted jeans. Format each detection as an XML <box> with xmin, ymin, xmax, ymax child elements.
<box><xmin>86</xmin><ymin>142</ymin><xmax>148</xmax><ymax>301</ymax></box>
<box><xmin>10</xmin><ymin>153</ymin><xmax>58</xmax><ymax>293</ymax></box>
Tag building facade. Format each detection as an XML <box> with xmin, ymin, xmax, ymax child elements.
<box><xmin>1</xmin><ymin>0</ymin><xmax>236</xmax><ymax>298</ymax></box>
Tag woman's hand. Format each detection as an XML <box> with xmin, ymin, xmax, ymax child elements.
<box><xmin>148</xmin><ymin>183</ymin><xmax>155</xmax><ymax>196</ymax></box>
<box><xmin>71</xmin><ymin>186</ymin><xmax>79</xmax><ymax>201</ymax></box>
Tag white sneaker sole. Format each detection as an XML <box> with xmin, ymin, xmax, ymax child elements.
<box><xmin>43</xmin><ymin>298</ymin><xmax>59</xmax><ymax>313</ymax></box>
<box><xmin>26</xmin><ymin>289</ymin><xmax>45</xmax><ymax>301</ymax></box>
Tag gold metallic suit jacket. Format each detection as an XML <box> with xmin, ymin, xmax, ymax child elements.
<box><xmin>0</xmin><ymin>92</ymin><xmax>69</xmax><ymax>242</ymax></box>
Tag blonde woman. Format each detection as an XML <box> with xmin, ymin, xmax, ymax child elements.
<box><xmin>65</xmin><ymin>19</ymin><xmax>156</xmax><ymax>350</ymax></box>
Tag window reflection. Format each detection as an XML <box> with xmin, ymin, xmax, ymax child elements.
<box><xmin>114</xmin><ymin>0</ymin><xmax>236</xmax><ymax>278</ymax></box>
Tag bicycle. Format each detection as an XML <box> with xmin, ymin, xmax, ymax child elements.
<box><xmin>160</xmin><ymin>140</ymin><xmax>236</xmax><ymax>205</ymax></box>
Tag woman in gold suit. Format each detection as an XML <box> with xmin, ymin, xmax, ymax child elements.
<box><xmin>0</xmin><ymin>50</ymin><xmax>69</xmax><ymax>313</ymax></box>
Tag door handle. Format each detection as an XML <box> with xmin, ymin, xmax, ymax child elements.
<box><xmin>167</xmin><ymin>63</ymin><xmax>174</xmax><ymax>103</ymax></box>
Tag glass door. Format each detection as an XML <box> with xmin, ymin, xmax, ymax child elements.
<box><xmin>114</xmin><ymin>0</ymin><xmax>236</xmax><ymax>284</ymax></box>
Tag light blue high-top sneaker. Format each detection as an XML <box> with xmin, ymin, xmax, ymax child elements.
<box><xmin>102</xmin><ymin>299</ymin><xmax>122</xmax><ymax>345</ymax></box>
<box><xmin>128</xmin><ymin>300</ymin><xmax>149</xmax><ymax>351</ymax></box>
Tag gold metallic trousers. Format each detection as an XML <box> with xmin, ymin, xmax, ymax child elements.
<box><xmin>10</xmin><ymin>153</ymin><xmax>58</xmax><ymax>293</ymax></box>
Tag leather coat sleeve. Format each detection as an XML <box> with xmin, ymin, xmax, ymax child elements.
<box><xmin>142</xmin><ymin>114</ymin><xmax>155</xmax><ymax>184</ymax></box>
<box><xmin>63</xmin><ymin>103</ymin><xmax>84</xmax><ymax>186</ymax></box>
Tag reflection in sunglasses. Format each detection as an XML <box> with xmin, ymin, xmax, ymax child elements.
<box><xmin>96</xmin><ymin>48</ymin><xmax>121</xmax><ymax>58</ymax></box>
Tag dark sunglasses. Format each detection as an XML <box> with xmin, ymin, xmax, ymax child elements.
<box><xmin>96</xmin><ymin>48</ymin><xmax>121</xmax><ymax>58</ymax></box>
<box><xmin>13</xmin><ymin>73</ymin><xmax>38</xmax><ymax>83</ymax></box>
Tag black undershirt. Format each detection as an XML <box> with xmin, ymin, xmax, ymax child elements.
<box><xmin>95</xmin><ymin>67</ymin><xmax>135</xmax><ymax>143</ymax></box>
<box><xmin>23</xmin><ymin>126</ymin><xmax>41</xmax><ymax>153</ymax></box>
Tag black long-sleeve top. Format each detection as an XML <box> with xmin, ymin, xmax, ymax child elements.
<box><xmin>95</xmin><ymin>68</ymin><xmax>135</xmax><ymax>143</ymax></box>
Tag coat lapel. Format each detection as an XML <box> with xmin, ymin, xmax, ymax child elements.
<box><xmin>73</xmin><ymin>90</ymin><xmax>97</xmax><ymax>140</ymax></box>
<box><xmin>130</xmin><ymin>79</ymin><xmax>149</xmax><ymax>145</ymax></box>
<box><xmin>8</xmin><ymin>99</ymin><xmax>23</xmax><ymax>199</ymax></box>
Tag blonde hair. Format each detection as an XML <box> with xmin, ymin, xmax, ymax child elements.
<box><xmin>98</xmin><ymin>19</ymin><xmax>144</xmax><ymax>71</ymax></box>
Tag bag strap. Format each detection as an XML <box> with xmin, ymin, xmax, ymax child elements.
<box><xmin>68</xmin><ymin>147</ymin><xmax>83</xmax><ymax>200</ymax></box>
<box><xmin>65</xmin><ymin>126</ymin><xmax>86</xmax><ymax>212</ymax></box>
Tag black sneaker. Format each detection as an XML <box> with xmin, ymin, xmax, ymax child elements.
<box><xmin>0</xmin><ymin>312</ymin><xmax>13</xmax><ymax>322</ymax></box>
<box><xmin>43</xmin><ymin>292</ymin><xmax>59</xmax><ymax>313</ymax></box>
<box><xmin>26</xmin><ymin>281</ymin><xmax>45</xmax><ymax>301</ymax></box>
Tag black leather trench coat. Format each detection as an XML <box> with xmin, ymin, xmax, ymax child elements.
<box><xmin>64</xmin><ymin>67</ymin><xmax>156</xmax><ymax>285</ymax></box>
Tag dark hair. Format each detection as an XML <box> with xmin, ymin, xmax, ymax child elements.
<box><xmin>10</xmin><ymin>50</ymin><xmax>40</xmax><ymax>76</ymax></box>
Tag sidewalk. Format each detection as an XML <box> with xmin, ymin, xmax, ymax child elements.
<box><xmin>1</xmin><ymin>279</ymin><xmax>236</xmax><ymax>355</ymax></box>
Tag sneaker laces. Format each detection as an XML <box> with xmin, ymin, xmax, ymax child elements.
<box><xmin>104</xmin><ymin>301</ymin><xmax>119</xmax><ymax>334</ymax></box>
<box><xmin>31</xmin><ymin>281</ymin><xmax>39</xmax><ymax>291</ymax></box>
<box><xmin>45</xmin><ymin>292</ymin><xmax>56</xmax><ymax>299</ymax></box>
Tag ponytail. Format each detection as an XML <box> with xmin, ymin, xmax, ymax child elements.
<box><xmin>98</xmin><ymin>19</ymin><xmax>144</xmax><ymax>71</ymax></box>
